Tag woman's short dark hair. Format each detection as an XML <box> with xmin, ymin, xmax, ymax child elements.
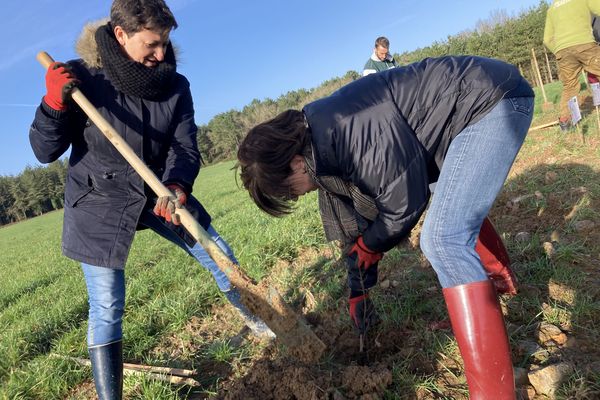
<box><xmin>237</xmin><ymin>109</ymin><xmax>308</xmax><ymax>217</ymax></box>
<box><xmin>111</xmin><ymin>0</ymin><xmax>178</xmax><ymax>34</ymax></box>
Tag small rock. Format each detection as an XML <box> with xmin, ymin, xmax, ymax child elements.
<box><xmin>391</xmin><ymin>280</ymin><xmax>399</xmax><ymax>288</ymax></box>
<box><xmin>515</xmin><ymin>232</ymin><xmax>531</xmax><ymax>242</ymax></box>
<box><xmin>574</xmin><ymin>220</ymin><xmax>595</xmax><ymax>232</ymax></box>
<box><xmin>380</xmin><ymin>279</ymin><xmax>390</xmax><ymax>289</ymax></box>
<box><xmin>543</xmin><ymin>242</ymin><xmax>555</xmax><ymax>258</ymax></box>
<box><xmin>517</xmin><ymin>340</ymin><xmax>550</xmax><ymax>362</ymax></box>
<box><xmin>550</xmin><ymin>230</ymin><xmax>560</xmax><ymax>243</ymax></box>
<box><xmin>538</xmin><ymin>322</ymin><xmax>567</xmax><ymax>345</ymax></box>
<box><xmin>535</xmin><ymin>190</ymin><xmax>544</xmax><ymax>199</ymax></box>
<box><xmin>528</xmin><ymin>362</ymin><xmax>574</xmax><ymax>398</ymax></box>
<box><xmin>545</xmin><ymin>171</ymin><xmax>558</xmax><ymax>184</ymax></box>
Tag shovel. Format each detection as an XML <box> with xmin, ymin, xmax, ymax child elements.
<box><xmin>36</xmin><ymin>51</ymin><xmax>325</xmax><ymax>362</ymax></box>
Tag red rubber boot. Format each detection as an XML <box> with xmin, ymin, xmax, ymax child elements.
<box><xmin>443</xmin><ymin>280</ymin><xmax>516</xmax><ymax>400</ymax></box>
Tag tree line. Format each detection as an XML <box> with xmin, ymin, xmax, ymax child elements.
<box><xmin>2</xmin><ymin>1</ymin><xmax>552</xmax><ymax>226</ymax></box>
<box><xmin>397</xmin><ymin>1</ymin><xmax>553</xmax><ymax>86</ymax></box>
<box><xmin>0</xmin><ymin>160</ymin><xmax>68</xmax><ymax>225</ymax></box>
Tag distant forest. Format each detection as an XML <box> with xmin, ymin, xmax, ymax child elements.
<box><xmin>1</xmin><ymin>1</ymin><xmax>553</xmax><ymax>226</ymax></box>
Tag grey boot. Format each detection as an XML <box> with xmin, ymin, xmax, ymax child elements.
<box><xmin>89</xmin><ymin>341</ymin><xmax>123</xmax><ymax>400</ymax></box>
<box><xmin>224</xmin><ymin>288</ymin><xmax>276</xmax><ymax>339</ymax></box>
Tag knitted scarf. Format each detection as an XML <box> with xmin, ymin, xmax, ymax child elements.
<box><xmin>95</xmin><ymin>23</ymin><xmax>176</xmax><ymax>100</ymax></box>
<box><xmin>302</xmin><ymin>140</ymin><xmax>379</xmax><ymax>246</ymax></box>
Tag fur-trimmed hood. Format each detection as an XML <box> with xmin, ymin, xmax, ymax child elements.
<box><xmin>75</xmin><ymin>19</ymin><xmax>108</xmax><ymax>69</ymax></box>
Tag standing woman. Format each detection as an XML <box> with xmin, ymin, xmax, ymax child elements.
<box><xmin>29</xmin><ymin>1</ymin><xmax>272</xmax><ymax>398</ymax></box>
<box><xmin>237</xmin><ymin>55</ymin><xmax>533</xmax><ymax>399</ymax></box>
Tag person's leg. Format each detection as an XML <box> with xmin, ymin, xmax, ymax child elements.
<box><xmin>82</xmin><ymin>263</ymin><xmax>125</xmax><ymax>400</ymax></box>
<box><xmin>139</xmin><ymin>209</ymin><xmax>274</xmax><ymax>338</ymax></box>
<box><xmin>196</xmin><ymin>226</ymin><xmax>275</xmax><ymax>339</ymax></box>
<box><xmin>138</xmin><ymin>209</ymin><xmax>232</xmax><ymax>291</ymax></box>
<box><xmin>556</xmin><ymin>47</ymin><xmax>585</xmax><ymax>124</ymax></box>
<box><xmin>420</xmin><ymin>96</ymin><xmax>533</xmax><ymax>399</ymax></box>
<box><xmin>576</xmin><ymin>43</ymin><xmax>600</xmax><ymax>76</ymax></box>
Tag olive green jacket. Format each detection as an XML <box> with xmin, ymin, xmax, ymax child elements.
<box><xmin>544</xmin><ymin>0</ymin><xmax>600</xmax><ymax>54</ymax></box>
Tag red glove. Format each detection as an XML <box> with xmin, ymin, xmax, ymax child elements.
<box><xmin>348</xmin><ymin>293</ymin><xmax>378</xmax><ymax>334</ymax></box>
<box><xmin>44</xmin><ymin>62</ymin><xmax>78</xmax><ymax>111</ymax></box>
<box><xmin>153</xmin><ymin>184</ymin><xmax>187</xmax><ymax>225</ymax></box>
<box><xmin>475</xmin><ymin>217</ymin><xmax>517</xmax><ymax>295</ymax></box>
<box><xmin>588</xmin><ymin>72</ymin><xmax>599</xmax><ymax>84</ymax></box>
<box><xmin>348</xmin><ymin>236</ymin><xmax>383</xmax><ymax>270</ymax></box>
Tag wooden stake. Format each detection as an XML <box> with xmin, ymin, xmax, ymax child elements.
<box><xmin>529</xmin><ymin>120</ymin><xmax>559</xmax><ymax>131</ymax></box>
<box><xmin>543</xmin><ymin>47</ymin><xmax>554</xmax><ymax>83</ymax></box>
<box><xmin>596</xmin><ymin>105</ymin><xmax>600</xmax><ymax>132</ymax></box>
<box><xmin>532</xmin><ymin>48</ymin><xmax>548</xmax><ymax>103</ymax></box>
<box><xmin>52</xmin><ymin>354</ymin><xmax>201</xmax><ymax>386</ymax></box>
<box><xmin>577</xmin><ymin>123</ymin><xmax>585</xmax><ymax>144</ymax></box>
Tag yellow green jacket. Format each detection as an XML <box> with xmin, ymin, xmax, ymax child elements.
<box><xmin>544</xmin><ymin>0</ymin><xmax>600</xmax><ymax>53</ymax></box>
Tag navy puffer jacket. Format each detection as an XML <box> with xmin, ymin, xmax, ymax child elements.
<box><xmin>303</xmin><ymin>56</ymin><xmax>533</xmax><ymax>253</ymax></box>
<box><xmin>29</xmin><ymin>24</ymin><xmax>209</xmax><ymax>268</ymax></box>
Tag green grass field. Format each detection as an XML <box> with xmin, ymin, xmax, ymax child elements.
<box><xmin>2</xmin><ymin>80</ymin><xmax>600</xmax><ymax>399</ymax></box>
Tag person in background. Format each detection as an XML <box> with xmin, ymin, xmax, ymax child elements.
<box><xmin>237</xmin><ymin>55</ymin><xmax>534</xmax><ymax>399</ymax></box>
<box><xmin>29</xmin><ymin>0</ymin><xmax>272</xmax><ymax>398</ymax></box>
<box><xmin>362</xmin><ymin>36</ymin><xmax>398</xmax><ymax>76</ymax></box>
<box><xmin>543</xmin><ymin>0</ymin><xmax>600</xmax><ymax>131</ymax></box>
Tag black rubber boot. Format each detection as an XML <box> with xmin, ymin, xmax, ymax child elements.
<box><xmin>89</xmin><ymin>341</ymin><xmax>123</xmax><ymax>400</ymax></box>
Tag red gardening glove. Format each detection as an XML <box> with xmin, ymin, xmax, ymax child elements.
<box><xmin>153</xmin><ymin>184</ymin><xmax>187</xmax><ymax>225</ymax></box>
<box><xmin>588</xmin><ymin>72</ymin><xmax>599</xmax><ymax>84</ymax></box>
<box><xmin>44</xmin><ymin>62</ymin><xmax>78</xmax><ymax>111</ymax></box>
<box><xmin>348</xmin><ymin>292</ymin><xmax>379</xmax><ymax>334</ymax></box>
<box><xmin>348</xmin><ymin>236</ymin><xmax>383</xmax><ymax>270</ymax></box>
<box><xmin>475</xmin><ymin>217</ymin><xmax>517</xmax><ymax>295</ymax></box>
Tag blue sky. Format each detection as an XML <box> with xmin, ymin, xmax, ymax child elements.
<box><xmin>0</xmin><ymin>0</ymin><xmax>544</xmax><ymax>176</ymax></box>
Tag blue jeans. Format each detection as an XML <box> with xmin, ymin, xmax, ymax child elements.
<box><xmin>420</xmin><ymin>97</ymin><xmax>534</xmax><ymax>288</ymax></box>
<box><xmin>83</xmin><ymin>211</ymin><xmax>236</xmax><ymax>346</ymax></box>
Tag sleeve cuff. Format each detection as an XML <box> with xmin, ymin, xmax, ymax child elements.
<box><xmin>41</xmin><ymin>99</ymin><xmax>70</xmax><ymax>119</ymax></box>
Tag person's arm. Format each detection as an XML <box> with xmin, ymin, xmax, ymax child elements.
<box><xmin>29</xmin><ymin>62</ymin><xmax>81</xmax><ymax>163</ymax></box>
<box><xmin>162</xmin><ymin>78</ymin><xmax>201</xmax><ymax>195</ymax></box>
<box><xmin>344</xmin><ymin>122</ymin><xmax>430</xmax><ymax>253</ymax></box>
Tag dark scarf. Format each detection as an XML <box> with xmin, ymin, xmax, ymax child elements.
<box><xmin>302</xmin><ymin>140</ymin><xmax>378</xmax><ymax>246</ymax></box>
<box><xmin>95</xmin><ymin>24</ymin><xmax>177</xmax><ymax>100</ymax></box>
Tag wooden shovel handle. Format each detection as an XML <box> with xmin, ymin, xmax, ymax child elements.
<box><xmin>35</xmin><ymin>51</ymin><xmax>253</xmax><ymax>287</ymax></box>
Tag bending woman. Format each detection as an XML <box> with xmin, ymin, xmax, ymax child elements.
<box><xmin>237</xmin><ymin>55</ymin><xmax>534</xmax><ymax>399</ymax></box>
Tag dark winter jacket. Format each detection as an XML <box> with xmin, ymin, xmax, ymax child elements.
<box><xmin>29</xmin><ymin>22</ymin><xmax>210</xmax><ymax>268</ymax></box>
<box><xmin>303</xmin><ymin>56</ymin><xmax>533</xmax><ymax>253</ymax></box>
